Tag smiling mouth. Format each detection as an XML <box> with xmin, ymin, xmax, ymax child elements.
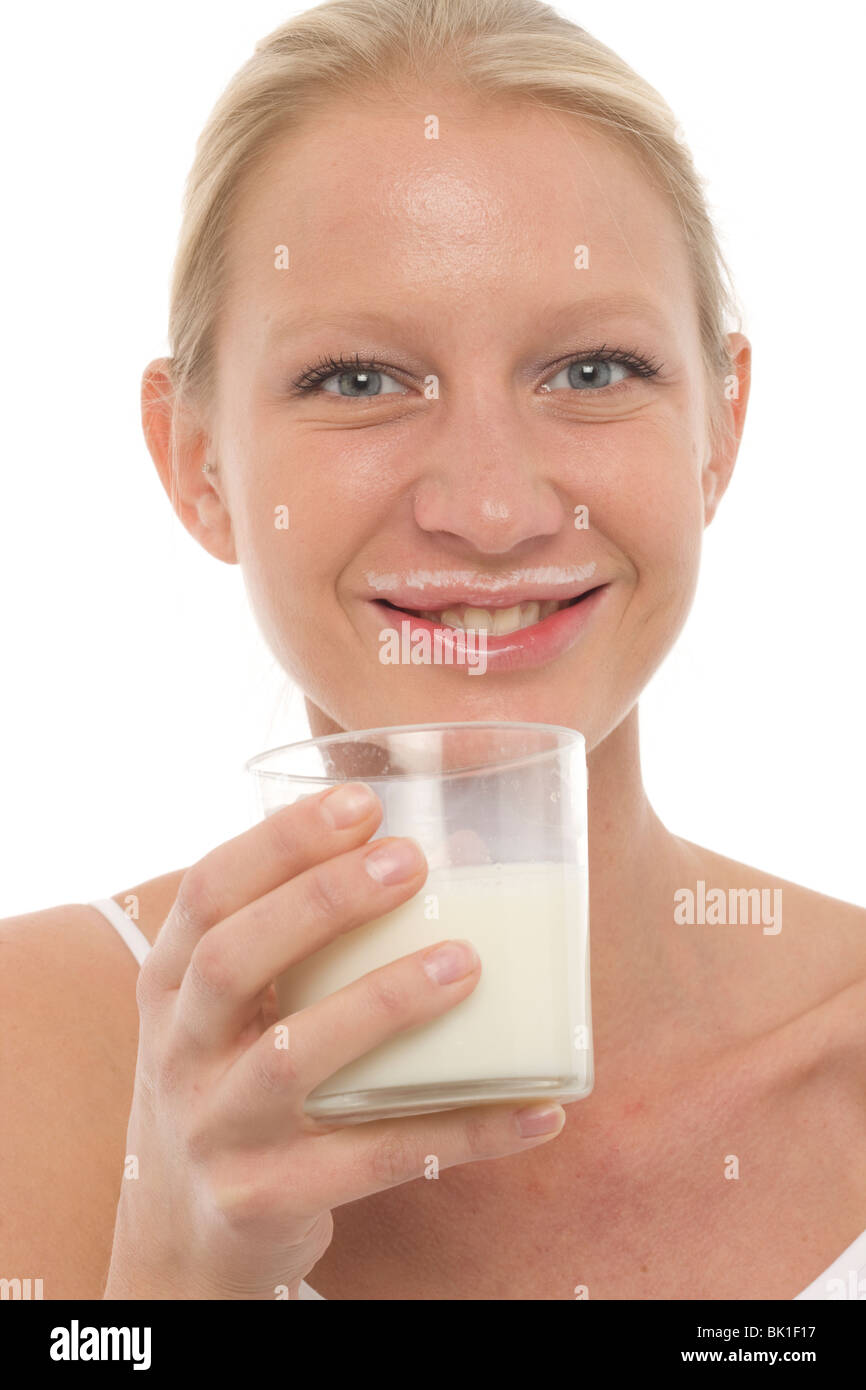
<box><xmin>378</xmin><ymin>592</ymin><xmax>594</xmax><ymax>635</ymax></box>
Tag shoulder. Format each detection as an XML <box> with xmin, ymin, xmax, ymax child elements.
<box><xmin>676</xmin><ymin>835</ymin><xmax>866</xmax><ymax>971</ymax></box>
<box><xmin>0</xmin><ymin>871</ymin><xmax>183</xmax><ymax>1296</ymax></box>
<box><xmin>0</xmin><ymin>893</ymin><xmax>158</xmax><ymax>1099</ymax></box>
<box><xmin>675</xmin><ymin>835</ymin><xmax>866</xmax><ymax>1055</ymax></box>
<box><xmin>0</xmin><ymin>866</ymin><xmax>187</xmax><ymax>1070</ymax></box>
<box><xmin>673</xmin><ymin>841</ymin><xmax>866</xmax><ymax>1172</ymax></box>
<box><xmin>0</xmin><ymin>898</ymin><xmax>142</xmax><ymax>1015</ymax></box>
<box><xmin>0</xmin><ymin>897</ymin><xmax>146</xmax><ymax>1132</ymax></box>
<box><xmin>0</xmin><ymin>902</ymin><xmax>142</xmax><ymax>1294</ymax></box>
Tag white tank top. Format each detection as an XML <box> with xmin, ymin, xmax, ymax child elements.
<box><xmin>88</xmin><ymin>895</ymin><xmax>866</xmax><ymax>1302</ymax></box>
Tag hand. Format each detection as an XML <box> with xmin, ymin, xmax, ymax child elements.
<box><xmin>103</xmin><ymin>781</ymin><xmax>566</xmax><ymax>1299</ymax></box>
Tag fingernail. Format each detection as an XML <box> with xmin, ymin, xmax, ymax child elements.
<box><xmin>421</xmin><ymin>938</ymin><xmax>479</xmax><ymax>984</ymax></box>
<box><xmin>363</xmin><ymin>837</ymin><xmax>426</xmax><ymax>886</ymax></box>
<box><xmin>514</xmin><ymin>1104</ymin><xmax>566</xmax><ymax>1138</ymax></box>
<box><xmin>320</xmin><ymin>782</ymin><xmax>376</xmax><ymax>828</ymax></box>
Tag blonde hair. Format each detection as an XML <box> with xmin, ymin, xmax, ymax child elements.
<box><xmin>167</xmin><ymin>0</ymin><xmax>741</xmax><ymax>456</ymax></box>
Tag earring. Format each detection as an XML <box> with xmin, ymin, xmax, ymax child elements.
<box><xmin>202</xmin><ymin>459</ymin><xmax>215</xmax><ymax>474</ymax></box>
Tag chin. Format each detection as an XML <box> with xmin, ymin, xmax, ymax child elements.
<box><xmin>320</xmin><ymin>677</ymin><xmax>613</xmax><ymax>743</ymax></box>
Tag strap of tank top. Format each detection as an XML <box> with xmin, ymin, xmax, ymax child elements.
<box><xmin>87</xmin><ymin>897</ymin><xmax>152</xmax><ymax>966</ymax></box>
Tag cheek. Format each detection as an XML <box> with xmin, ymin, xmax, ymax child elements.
<box><xmin>628</xmin><ymin>485</ymin><xmax>704</xmax><ymax>589</ymax></box>
<box><xmin>234</xmin><ymin>479</ymin><xmax>371</xmax><ymax>685</ymax></box>
<box><xmin>596</xmin><ymin>424</ymin><xmax>706</xmax><ymax>607</ymax></box>
<box><xmin>226</xmin><ymin>478</ymin><xmax>317</xmax><ymax>667</ymax></box>
<box><xmin>232</xmin><ymin>463</ymin><xmax>330</xmax><ymax>602</ymax></box>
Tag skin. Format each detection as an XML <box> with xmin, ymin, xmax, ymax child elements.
<box><xmin>2</xmin><ymin>84</ymin><xmax>865</xmax><ymax>1300</ymax></box>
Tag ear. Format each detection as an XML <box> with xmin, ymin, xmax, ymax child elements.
<box><xmin>140</xmin><ymin>358</ymin><xmax>238</xmax><ymax>565</ymax></box>
<box><xmin>701</xmin><ymin>332</ymin><xmax>751</xmax><ymax>526</ymax></box>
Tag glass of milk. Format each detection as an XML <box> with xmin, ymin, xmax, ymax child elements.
<box><xmin>246</xmin><ymin>722</ymin><xmax>592</xmax><ymax>1124</ymax></box>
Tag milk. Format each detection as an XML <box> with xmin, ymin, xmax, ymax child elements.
<box><xmin>276</xmin><ymin>860</ymin><xmax>592</xmax><ymax>1121</ymax></box>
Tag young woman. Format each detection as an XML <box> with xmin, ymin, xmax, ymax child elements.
<box><xmin>3</xmin><ymin>0</ymin><xmax>864</xmax><ymax>1301</ymax></box>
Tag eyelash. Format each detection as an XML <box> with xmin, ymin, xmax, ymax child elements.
<box><xmin>288</xmin><ymin>344</ymin><xmax>664</xmax><ymax>395</ymax></box>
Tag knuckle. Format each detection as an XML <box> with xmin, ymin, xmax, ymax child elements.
<box><xmin>199</xmin><ymin>1151</ymin><xmax>327</xmax><ymax>1246</ymax></box>
<box><xmin>135</xmin><ymin>959</ymin><xmax>160</xmax><ymax>1015</ymax></box>
<box><xmin>201</xmin><ymin>1153</ymin><xmax>312</xmax><ymax>1238</ymax></box>
<box><xmin>206</xmin><ymin>1164</ymin><xmax>273</xmax><ymax>1232</ymax></box>
<box><xmin>153</xmin><ymin>1037</ymin><xmax>187</xmax><ymax>1097</ymax></box>
<box><xmin>174</xmin><ymin>863</ymin><xmax>219</xmax><ymax>933</ymax></box>
<box><xmin>249</xmin><ymin>1033</ymin><xmax>301</xmax><ymax>1094</ymax></box>
<box><xmin>265</xmin><ymin>803</ymin><xmax>301</xmax><ymax>861</ymax></box>
<box><xmin>185</xmin><ymin>1119</ymin><xmax>217</xmax><ymax>1165</ymax></box>
<box><xmin>188</xmin><ymin>933</ymin><xmax>236</xmax><ymax>1001</ymax></box>
<box><xmin>368</xmin><ymin>1132</ymin><xmax>419</xmax><ymax>1186</ymax></box>
<box><xmin>462</xmin><ymin>1109</ymin><xmax>501</xmax><ymax>1157</ymax></box>
<box><xmin>301</xmin><ymin>864</ymin><xmax>346</xmax><ymax>923</ymax></box>
<box><xmin>365</xmin><ymin>967</ymin><xmax>410</xmax><ymax>1020</ymax></box>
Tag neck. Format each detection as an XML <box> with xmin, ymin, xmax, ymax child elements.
<box><xmin>582</xmin><ymin>709</ymin><xmax>692</xmax><ymax>1055</ymax></box>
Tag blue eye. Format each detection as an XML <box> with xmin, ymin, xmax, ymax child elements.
<box><xmin>547</xmin><ymin>359</ymin><xmax>631</xmax><ymax>391</ymax></box>
<box><xmin>291</xmin><ymin>353</ymin><xmax>406</xmax><ymax>397</ymax></box>
<box><xmin>320</xmin><ymin>367</ymin><xmax>405</xmax><ymax>397</ymax></box>
<box><xmin>542</xmin><ymin>348</ymin><xmax>662</xmax><ymax>393</ymax></box>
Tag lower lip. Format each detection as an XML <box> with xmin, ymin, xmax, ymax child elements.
<box><xmin>369</xmin><ymin>586</ymin><xmax>609</xmax><ymax>673</ymax></box>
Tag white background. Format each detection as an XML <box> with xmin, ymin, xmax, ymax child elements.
<box><xmin>1</xmin><ymin>1</ymin><xmax>863</xmax><ymax>916</ymax></box>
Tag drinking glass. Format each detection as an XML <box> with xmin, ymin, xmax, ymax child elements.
<box><xmin>246</xmin><ymin>722</ymin><xmax>592</xmax><ymax>1124</ymax></box>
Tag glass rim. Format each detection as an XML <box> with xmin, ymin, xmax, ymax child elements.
<box><xmin>245</xmin><ymin>720</ymin><xmax>585</xmax><ymax>785</ymax></box>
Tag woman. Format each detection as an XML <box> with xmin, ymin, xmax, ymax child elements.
<box><xmin>2</xmin><ymin>0</ymin><xmax>864</xmax><ymax>1301</ymax></box>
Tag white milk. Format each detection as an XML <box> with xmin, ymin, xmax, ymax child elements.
<box><xmin>275</xmin><ymin>860</ymin><xmax>592</xmax><ymax>1119</ymax></box>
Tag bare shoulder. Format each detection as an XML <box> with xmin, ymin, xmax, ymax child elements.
<box><xmin>0</xmin><ymin>898</ymin><xmax>144</xmax><ymax>1052</ymax></box>
<box><xmin>0</xmin><ymin>864</ymin><xmax>186</xmax><ymax>1031</ymax></box>
<box><xmin>677</xmin><ymin>834</ymin><xmax>866</xmax><ymax>956</ymax></box>
<box><xmin>0</xmin><ymin>870</ymin><xmax>184</xmax><ymax>1298</ymax></box>
<box><xmin>677</xmin><ymin>833</ymin><xmax>866</xmax><ymax>1049</ymax></box>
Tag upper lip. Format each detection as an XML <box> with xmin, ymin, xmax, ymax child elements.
<box><xmin>364</xmin><ymin>569</ymin><xmax>604</xmax><ymax>611</ymax></box>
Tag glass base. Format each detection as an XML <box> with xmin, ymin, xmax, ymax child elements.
<box><xmin>305</xmin><ymin>1073</ymin><xmax>593</xmax><ymax>1125</ymax></box>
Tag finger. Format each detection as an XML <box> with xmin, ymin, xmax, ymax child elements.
<box><xmin>316</xmin><ymin>1100</ymin><xmax>567</xmax><ymax>1208</ymax></box>
<box><xmin>222</xmin><ymin>1102</ymin><xmax>568</xmax><ymax>1222</ymax></box>
<box><xmin>141</xmin><ymin>782</ymin><xmax>383</xmax><ymax>994</ymax></box>
<box><xmin>175</xmin><ymin>834</ymin><xmax>429</xmax><ymax>1050</ymax></box>
<box><xmin>211</xmin><ymin>936</ymin><xmax>481</xmax><ymax>1141</ymax></box>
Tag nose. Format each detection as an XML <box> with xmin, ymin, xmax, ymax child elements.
<box><xmin>411</xmin><ymin>391</ymin><xmax>567</xmax><ymax>555</ymax></box>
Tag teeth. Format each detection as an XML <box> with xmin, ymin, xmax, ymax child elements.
<box><xmin>440</xmin><ymin>608</ymin><xmax>467</xmax><ymax>629</ymax></box>
<box><xmin>463</xmin><ymin>606</ymin><xmax>493</xmax><ymax>631</ymax></box>
<box><xmin>492</xmin><ymin>606</ymin><xmax>523</xmax><ymax>636</ymax></box>
<box><xmin>519</xmin><ymin>601</ymin><xmax>540</xmax><ymax>628</ymax></box>
<box><xmin>415</xmin><ymin>598</ymin><xmax>566</xmax><ymax>632</ymax></box>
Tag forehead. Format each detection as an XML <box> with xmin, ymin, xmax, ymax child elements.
<box><xmin>220</xmin><ymin>89</ymin><xmax>694</xmax><ymax>349</ymax></box>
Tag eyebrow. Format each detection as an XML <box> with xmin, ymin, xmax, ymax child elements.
<box><xmin>545</xmin><ymin>293</ymin><xmax>673</xmax><ymax>333</ymax></box>
<box><xmin>265</xmin><ymin>293</ymin><xmax>673</xmax><ymax>345</ymax></box>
